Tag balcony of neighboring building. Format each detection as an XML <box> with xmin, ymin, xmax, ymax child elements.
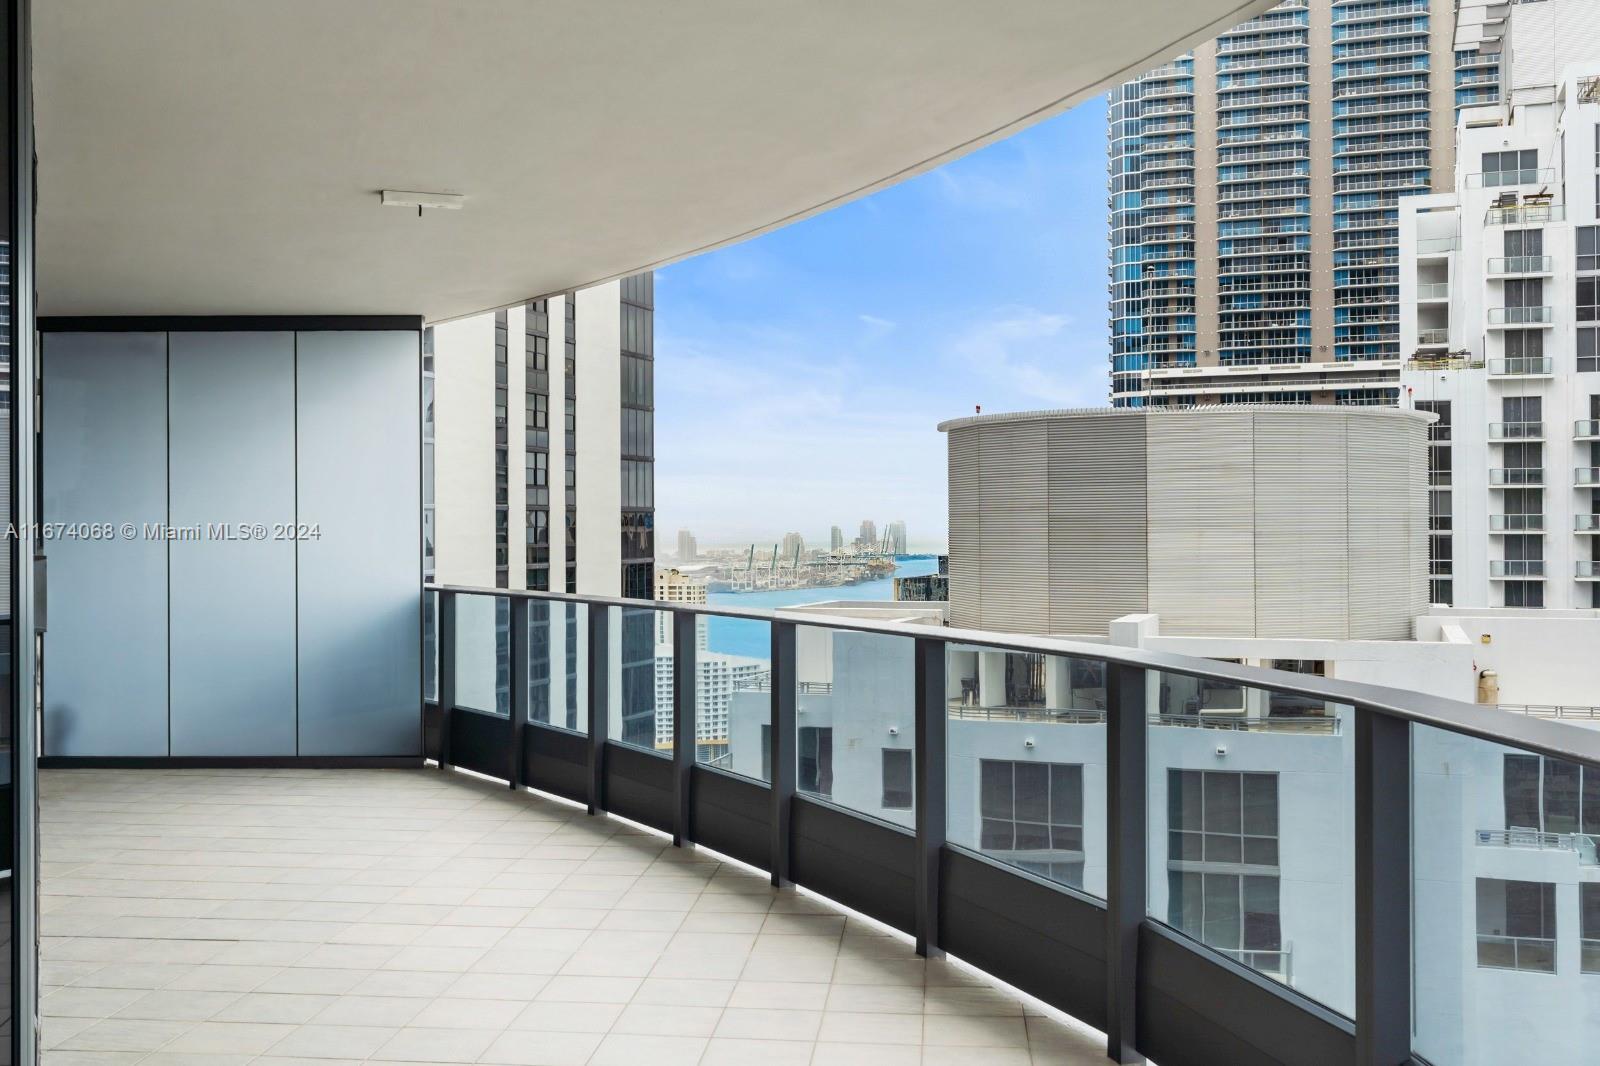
<box><xmin>1487</xmin><ymin>355</ymin><xmax>1554</xmax><ymax>376</ymax></box>
<box><xmin>1486</xmin><ymin>307</ymin><xmax>1554</xmax><ymax>330</ymax></box>
<box><xmin>1489</xmin><ymin>466</ymin><xmax>1544</xmax><ymax>487</ymax></box>
<box><xmin>1487</xmin><ymin>255</ymin><xmax>1553</xmax><ymax>277</ymax></box>
<box><xmin>1489</xmin><ymin>559</ymin><xmax>1546</xmax><ymax>579</ymax></box>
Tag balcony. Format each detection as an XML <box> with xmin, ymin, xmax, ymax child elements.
<box><xmin>1489</xmin><ymin>467</ymin><xmax>1543</xmax><ymax>486</ymax></box>
<box><xmin>1489</xmin><ymin>559</ymin><xmax>1545</xmax><ymax>578</ymax></box>
<box><xmin>1486</xmin><ymin>255</ymin><xmax>1553</xmax><ymax>276</ymax></box>
<box><xmin>1475</xmin><ymin>828</ymin><xmax>1598</xmax><ymax>863</ymax></box>
<box><xmin>1576</xmin><ymin>514</ymin><xmax>1600</xmax><ymax>533</ymax></box>
<box><xmin>1416</xmin><ymin>236</ymin><xmax>1457</xmax><ymax>257</ymax></box>
<box><xmin>1577</xmin><ymin>420</ymin><xmax>1600</xmax><ymax>440</ymax></box>
<box><xmin>1487</xmin><ymin>357</ymin><xmax>1553</xmax><ymax>376</ymax></box>
<box><xmin>1416</xmin><ymin>282</ymin><xmax>1447</xmax><ymax>301</ymax></box>
<box><xmin>1486</xmin><ymin>307</ymin><xmax>1553</xmax><ymax>327</ymax></box>
<box><xmin>1580</xmin><ymin>561</ymin><xmax>1600</xmax><ymax>580</ymax></box>
<box><xmin>1579</xmin><ymin>467</ymin><xmax>1600</xmax><ymax>486</ymax></box>
<box><xmin>1488</xmin><ymin>513</ymin><xmax>1544</xmax><ymax>532</ymax></box>
<box><xmin>1415</xmin><ymin>328</ymin><xmax>1449</xmax><ymax>347</ymax></box>
<box><xmin>1485</xmin><ymin>204</ymin><xmax>1564</xmax><ymax>226</ymax></box>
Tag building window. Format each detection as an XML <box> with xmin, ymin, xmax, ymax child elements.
<box><xmin>881</xmin><ymin>748</ymin><xmax>913</xmax><ymax>809</ymax></box>
<box><xmin>799</xmin><ymin>726</ymin><xmax>832</xmax><ymax>798</ymax></box>
<box><xmin>1580</xmin><ymin>328</ymin><xmax>1600</xmax><ymax>373</ymax></box>
<box><xmin>1168</xmin><ymin>770</ymin><xmax>1279</xmax><ymax>867</ymax></box>
<box><xmin>977</xmin><ymin>760</ymin><xmax>1084</xmax><ymax>887</ymax></box>
<box><xmin>1503</xmin><ymin>754</ymin><xmax>1600</xmax><ymax>834</ymax></box>
<box><xmin>1476</xmin><ymin>878</ymin><xmax>1556</xmax><ymax>973</ymax></box>
<box><xmin>1583</xmin><ymin>882</ymin><xmax>1600</xmax><ymax>975</ymax></box>
<box><xmin>1581</xmin><ymin>277</ymin><xmax>1599</xmax><ymax>324</ymax></box>
<box><xmin>1267</xmin><ymin>660</ymin><xmax>1328</xmax><ymax>717</ymax></box>
<box><xmin>1579</xmin><ymin>226</ymin><xmax>1600</xmax><ymax>273</ymax></box>
<box><xmin>1503</xmin><ymin>579</ymin><xmax>1544</xmax><ymax>608</ymax></box>
<box><xmin>1168</xmin><ymin>868</ymin><xmax>1282</xmax><ymax>975</ymax></box>
<box><xmin>1479</xmin><ymin>149</ymin><xmax>1538</xmax><ymax>186</ymax></box>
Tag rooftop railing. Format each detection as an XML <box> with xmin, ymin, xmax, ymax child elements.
<box><xmin>425</xmin><ymin>582</ymin><xmax>1600</xmax><ymax>1066</ymax></box>
<box><xmin>1475</xmin><ymin>828</ymin><xmax>1599</xmax><ymax>864</ymax></box>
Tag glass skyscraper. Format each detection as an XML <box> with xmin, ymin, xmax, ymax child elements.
<box><xmin>1108</xmin><ymin>0</ymin><xmax>1455</xmax><ymax>407</ymax></box>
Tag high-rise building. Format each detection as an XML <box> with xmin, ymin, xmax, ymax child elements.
<box><xmin>780</xmin><ymin>531</ymin><xmax>805</xmax><ymax>561</ymax></box>
<box><xmin>1108</xmin><ymin>0</ymin><xmax>1456</xmax><ymax>408</ymax></box>
<box><xmin>830</xmin><ymin>525</ymin><xmax>844</xmax><ymax>551</ymax></box>
<box><xmin>675</xmin><ymin>528</ymin><xmax>698</xmax><ymax>562</ymax></box>
<box><xmin>858</xmin><ymin>519</ymin><xmax>878</xmax><ymax>547</ymax></box>
<box><xmin>429</xmin><ymin>275</ymin><xmax>653</xmax><ymax>598</ymax></box>
<box><xmin>1400</xmin><ymin>6</ymin><xmax>1600</xmax><ymax>610</ymax></box>
<box><xmin>886</xmin><ymin>520</ymin><xmax>908</xmax><ymax>555</ymax></box>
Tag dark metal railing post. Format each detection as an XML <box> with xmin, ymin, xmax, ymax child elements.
<box><xmin>586</xmin><ymin>603</ymin><xmax>609</xmax><ymax>815</ymax></box>
<box><xmin>913</xmin><ymin>636</ymin><xmax>947</xmax><ymax>958</ymax></box>
<box><xmin>769</xmin><ymin>620</ymin><xmax>797</xmax><ymax>887</ymax></box>
<box><xmin>507</xmin><ymin>598</ymin><xmax>528</xmax><ymax>789</ymax></box>
<box><xmin>437</xmin><ymin>590</ymin><xmax>457</xmax><ymax>770</ymax></box>
<box><xmin>672</xmin><ymin>609</ymin><xmax>697</xmax><ymax>847</ymax></box>
<box><xmin>1356</xmin><ymin>706</ymin><xmax>1411</xmax><ymax>1066</ymax></box>
<box><xmin>1105</xmin><ymin>662</ymin><xmax>1147</xmax><ymax>1064</ymax></box>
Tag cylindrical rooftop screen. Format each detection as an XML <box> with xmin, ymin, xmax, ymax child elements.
<box><xmin>938</xmin><ymin>406</ymin><xmax>1432</xmax><ymax>640</ymax></box>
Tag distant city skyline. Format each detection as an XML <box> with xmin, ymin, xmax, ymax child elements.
<box><xmin>652</xmin><ymin>96</ymin><xmax>1111</xmax><ymax>547</ymax></box>
<box><xmin>666</xmin><ymin>520</ymin><xmax>932</xmax><ymax>556</ymax></box>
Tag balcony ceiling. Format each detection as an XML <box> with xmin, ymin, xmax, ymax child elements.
<box><xmin>34</xmin><ymin>0</ymin><xmax>1271</xmax><ymax>322</ymax></box>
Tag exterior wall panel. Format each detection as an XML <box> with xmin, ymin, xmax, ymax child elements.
<box><xmin>296</xmin><ymin>330</ymin><xmax>422</xmax><ymax>756</ymax></box>
<box><xmin>1147</xmin><ymin>411</ymin><xmax>1256</xmax><ymax>635</ymax></box>
<box><xmin>947</xmin><ymin>426</ymin><xmax>983</xmax><ymax>629</ymax></box>
<box><xmin>975</xmin><ymin>420</ymin><xmax>1049</xmax><ymax>633</ymax></box>
<box><xmin>1251</xmin><ymin>410</ymin><xmax>1349</xmax><ymax>638</ymax></box>
<box><xmin>41</xmin><ymin>332</ymin><xmax>169</xmax><ymax>755</ymax></box>
<box><xmin>168</xmin><ymin>331</ymin><xmax>298</xmax><ymax>755</ymax></box>
<box><xmin>1047</xmin><ymin>414</ymin><xmax>1148</xmax><ymax>633</ymax></box>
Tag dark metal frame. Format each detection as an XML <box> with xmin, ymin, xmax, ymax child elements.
<box><xmin>425</xmin><ymin>582</ymin><xmax>1600</xmax><ymax>1066</ymax></box>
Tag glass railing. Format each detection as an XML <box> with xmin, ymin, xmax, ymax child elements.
<box><xmin>1577</xmin><ymin>515</ymin><xmax>1600</xmax><ymax>532</ymax></box>
<box><xmin>1487</xmin><ymin>307</ymin><xmax>1553</xmax><ymax>326</ymax></box>
<box><xmin>1416</xmin><ymin>282</ymin><xmax>1448</xmax><ymax>299</ymax></box>
<box><xmin>1579</xmin><ymin>467</ymin><xmax>1600</xmax><ymax>486</ymax></box>
<box><xmin>1489</xmin><ymin>514</ymin><xmax>1544</xmax><ymax>531</ymax></box>
<box><xmin>1489</xmin><ymin>467</ymin><xmax>1543</xmax><ymax>485</ymax></box>
<box><xmin>1489</xmin><ymin>559</ymin><xmax>1545</xmax><ymax>578</ymax></box>
<box><xmin>1417</xmin><ymin>236</ymin><xmax>1458</xmax><ymax>255</ymax></box>
<box><xmin>1487</xmin><ymin>256</ymin><xmax>1552</xmax><ymax>275</ymax></box>
<box><xmin>1487</xmin><ymin>357</ymin><xmax>1553</xmax><ymax>376</ymax></box>
<box><xmin>425</xmin><ymin>583</ymin><xmax>1600</xmax><ymax>1066</ymax></box>
<box><xmin>1488</xmin><ymin>421</ymin><xmax>1542</xmax><ymax>439</ymax></box>
<box><xmin>1417</xmin><ymin>328</ymin><xmax>1449</xmax><ymax>346</ymax></box>
<box><xmin>1580</xmin><ymin>561</ymin><xmax>1600</xmax><ymax>579</ymax></box>
<box><xmin>1486</xmin><ymin>205</ymin><xmax>1564</xmax><ymax>226</ymax></box>
<box><xmin>1576</xmin><ymin>420</ymin><xmax>1600</xmax><ymax>439</ymax></box>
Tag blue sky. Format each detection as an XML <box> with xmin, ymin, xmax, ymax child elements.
<box><xmin>655</xmin><ymin>96</ymin><xmax>1109</xmax><ymax>552</ymax></box>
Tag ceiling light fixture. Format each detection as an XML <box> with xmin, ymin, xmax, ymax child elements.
<box><xmin>379</xmin><ymin>190</ymin><xmax>464</xmax><ymax>216</ymax></box>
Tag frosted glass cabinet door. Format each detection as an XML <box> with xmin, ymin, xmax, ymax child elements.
<box><xmin>169</xmin><ymin>332</ymin><xmax>298</xmax><ymax>755</ymax></box>
<box><xmin>296</xmin><ymin>330</ymin><xmax>422</xmax><ymax>756</ymax></box>
<box><xmin>41</xmin><ymin>332</ymin><xmax>169</xmax><ymax>756</ymax></box>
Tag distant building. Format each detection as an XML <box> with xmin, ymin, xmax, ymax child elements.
<box><xmin>1400</xmin><ymin>38</ymin><xmax>1600</xmax><ymax>610</ymax></box>
<box><xmin>940</xmin><ymin>406</ymin><xmax>1430</xmax><ymax>638</ymax></box>
<box><xmin>894</xmin><ymin>557</ymin><xmax>947</xmax><ymax>602</ymax></box>
<box><xmin>780</xmin><ymin>531</ymin><xmax>805</xmax><ymax>561</ymax></box>
<box><xmin>1106</xmin><ymin>0</ymin><xmax>1457</xmax><ymax>407</ymax></box>
<box><xmin>858</xmin><ymin>519</ymin><xmax>877</xmax><ymax>547</ymax></box>
<box><xmin>655</xmin><ymin>567</ymin><xmax>708</xmax><ymax>647</ymax></box>
<box><xmin>675</xmin><ymin>529</ymin><xmax>698</xmax><ymax>563</ymax></box>
<box><xmin>886</xmin><ymin>520</ymin><xmax>908</xmax><ymax>555</ymax></box>
<box><xmin>653</xmin><ymin>646</ymin><xmax>766</xmax><ymax>755</ymax></box>
<box><xmin>830</xmin><ymin>525</ymin><xmax>844</xmax><ymax>551</ymax></box>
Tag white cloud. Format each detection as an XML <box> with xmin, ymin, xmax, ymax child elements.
<box><xmin>654</xmin><ymin>326</ymin><xmax>947</xmax><ymax>548</ymax></box>
<box><xmin>945</xmin><ymin>306</ymin><xmax>1106</xmax><ymax>408</ymax></box>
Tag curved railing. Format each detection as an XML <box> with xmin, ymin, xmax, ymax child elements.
<box><xmin>423</xmin><ymin>584</ymin><xmax>1600</xmax><ymax>1066</ymax></box>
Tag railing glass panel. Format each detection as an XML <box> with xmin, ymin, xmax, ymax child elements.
<box><xmin>794</xmin><ymin>625</ymin><xmax>914</xmax><ymax>825</ymax></box>
<box><xmin>1413</xmin><ymin>726</ymin><xmax>1600</xmax><ymax>1063</ymax></box>
<box><xmin>453</xmin><ymin>592</ymin><xmax>508</xmax><ymax>715</ymax></box>
<box><xmin>1148</xmin><ymin>676</ymin><xmax>1352</xmax><ymax>1014</ymax></box>
<box><xmin>702</xmin><ymin>616</ymin><xmax>771</xmax><ymax>780</ymax></box>
<box><xmin>423</xmin><ymin>588</ymin><xmax>439</xmax><ymax>703</ymax></box>
<box><xmin>944</xmin><ymin>645</ymin><xmax>1107</xmax><ymax>896</ymax></box>
<box><xmin>615</xmin><ymin>605</ymin><xmax>670</xmax><ymax>752</ymax></box>
<box><xmin>527</xmin><ymin>601</ymin><xmax>587</xmax><ymax>732</ymax></box>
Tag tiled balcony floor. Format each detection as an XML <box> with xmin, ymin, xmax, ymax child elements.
<box><xmin>40</xmin><ymin>768</ymin><xmax>1108</xmax><ymax>1065</ymax></box>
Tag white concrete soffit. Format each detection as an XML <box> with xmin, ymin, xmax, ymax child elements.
<box><xmin>34</xmin><ymin>0</ymin><xmax>1274</xmax><ymax>321</ymax></box>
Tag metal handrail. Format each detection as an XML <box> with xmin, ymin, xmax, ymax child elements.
<box><xmin>426</xmin><ymin>584</ymin><xmax>1600</xmax><ymax>765</ymax></box>
<box><xmin>1503</xmin><ymin>704</ymin><xmax>1600</xmax><ymax>720</ymax></box>
<box><xmin>1474</xmin><ymin>827</ymin><xmax>1598</xmax><ymax>864</ymax></box>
